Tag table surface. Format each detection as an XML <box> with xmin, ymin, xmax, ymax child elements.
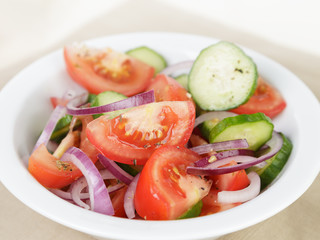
<box><xmin>1</xmin><ymin>1</ymin><xmax>319</xmax><ymax>239</ymax></box>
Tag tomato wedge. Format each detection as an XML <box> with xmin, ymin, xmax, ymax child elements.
<box><xmin>86</xmin><ymin>101</ymin><xmax>195</xmax><ymax>165</ymax></box>
<box><xmin>134</xmin><ymin>146</ymin><xmax>212</xmax><ymax>220</ymax></box>
<box><xmin>200</xmin><ymin>189</ymin><xmax>241</xmax><ymax>216</ymax></box>
<box><xmin>64</xmin><ymin>45</ymin><xmax>154</xmax><ymax>96</ymax></box>
<box><xmin>209</xmin><ymin>161</ymin><xmax>250</xmax><ymax>191</ymax></box>
<box><xmin>230</xmin><ymin>76</ymin><xmax>286</xmax><ymax>118</ymax></box>
<box><xmin>28</xmin><ymin>116</ymin><xmax>99</xmax><ymax>189</ymax></box>
<box><xmin>146</xmin><ymin>74</ymin><xmax>192</xmax><ymax>102</ymax></box>
<box><xmin>110</xmin><ymin>186</ymin><xmax>127</xmax><ymax>218</ymax></box>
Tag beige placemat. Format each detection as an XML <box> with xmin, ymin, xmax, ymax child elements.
<box><xmin>1</xmin><ymin>0</ymin><xmax>319</xmax><ymax>239</ymax></box>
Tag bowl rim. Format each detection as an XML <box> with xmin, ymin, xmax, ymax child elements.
<box><xmin>1</xmin><ymin>31</ymin><xmax>320</xmax><ymax>240</ymax></box>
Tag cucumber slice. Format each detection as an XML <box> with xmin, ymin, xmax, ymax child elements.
<box><xmin>178</xmin><ymin>200</ymin><xmax>203</xmax><ymax>219</ymax></box>
<box><xmin>175</xmin><ymin>74</ymin><xmax>189</xmax><ymax>90</ymax></box>
<box><xmin>115</xmin><ymin>162</ymin><xmax>140</xmax><ymax>177</ymax></box>
<box><xmin>189</xmin><ymin>41</ymin><xmax>258</xmax><ymax>111</ymax></box>
<box><xmin>207</xmin><ymin>113</ymin><xmax>274</xmax><ymax>151</ymax></box>
<box><xmin>248</xmin><ymin>133</ymin><xmax>293</xmax><ymax>190</ymax></box>
<box><xmin>126</xmin><ymin>46</ymin><xmax>167</xmax><ymax>74</ymax></box>
<box><xmin>91</xmin><ymin>91</ymin><xmax>128</xmax><ymax>119</ymax></box>
<box><xmin>50</xmin><ymin>115</ymin><xmax>81</xmax><ymax>142</ymax></box>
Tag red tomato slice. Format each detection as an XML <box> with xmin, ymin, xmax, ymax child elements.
<box><xmin>146</xmin><ymin>74</ymin><xmax>193</xmax><ymax>102</ymax></box>
<box><xmin>110</xmin><ymin>186</ymin><xmax>127</xmax><ymax>218</ymax></box>
<box><xmin>230</xmin><ymin>77</ymin><xmax>286</xmax><ymax>118</ymax></box>
<box><xmin>64</xmin><ymin>45</ymin><xmax>154</xmax><ymax>96</ymax></box>
<box><xmin>210</xmin><ymin>161</ymin><xmax>250</xmax><ymax>191</ymax></box>
<box><xmin>134</xmin><ymin>146</ymin><xmax>212</xmax><ymax>220</ymax></box>
<box><xmin>86</xmin><ymin>101</ymin><xmax>195</xmax><ymax>165</ymax></box>
<box><xmin>200</xmin><ymin>189</ymin><xmax>241</xmax><ymax>216</ymax></box>
<box><xmin>28</xmin><ymin>116</ymin><xmax>99</xmax><ymax>189</ymax></box>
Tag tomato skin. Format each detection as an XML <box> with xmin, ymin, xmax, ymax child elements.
<box><xmin>28</xmin><ymin>144</ymin><xmax>83</xmax><ymax>188</ymax></box>
<box><xmin>110</xmin><ymin>186</ymin><xmax>127</xmax><ymax>218</ymax></box>
<box><xmin>200</xmin><ymin>189</ymin><xmax>240</xmax><ymax>216</ymax></box>
<box><xmin>28</xmin><ymin>116</ymin><xmax>99</xmax><ymax>189</ymax></box>
<box><xmin>210</xmin><ymin>161</ymin><xmax>250</xmax><ymax>191</ymax></box>
<box><xmin>64</xmin><ymin>46</ymin><xmax>154</xmax><ymax>96</ymax></box>
<box><xmin>134</xmin><ymin>146</ymin><xmax>212</xmax><ymax>220</ymax></box>
<box><xmin>230</xmin><ymin>77</ymin><xmax>286</xmax><ymax>118</ymax></box>
<box><xmin>86</xmin><ymin>101</ymin><xmax>195</xmax><ymax>165</ymax></box>
<box><xmin>147</xmin><ymin>74</ymin><xmax>192</xmax><ymax>102</ymax></box>
<box><xmin>200</xmin><ymin>161</ymin><xmax>249</xmax><ymax>216</ymax></box>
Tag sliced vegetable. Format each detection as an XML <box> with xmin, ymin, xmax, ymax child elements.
<box><xmin>207</xmin><ymin>113</ymin><xmax>274</xmax><ymax>151</ymax></box>
<box><xmin>66</xmin><ymin>90</ymin><xmax>155</xmax><ymax>116</ymax></box>
<box><xmin>248</xmin><ymin>133</ymin><xmax>292</xmax><ymax>189</ymax></box>
<box><xmin>126</xmin><ymin>46</ymin><xmax>167</xmax><ymax>74</ymax></box>
<box><xmin>91</xmin><ymin>91</ymin><xmax>128</xmax><ymax>119</ymax></box>
<box><xmin>189</xmin><ymin>41</ymin><xmax>258</xmax><ymax>111</ymax></box>
<box><xmin>64</xmin><ymin>44</ymin><xmax>154</xmax><ymax>96</ymax></box>
<box><xmin>161</xmin><ymin>60</ymin><xmax>194</xmax><ymax>76</ymax></box>
<box><xmin>230</xmin><ymin>77</ymin><xmax>286</xmax><ymax>118</ymax></box>
<box><xmin>60</xmin><ymin>147</ymin><xmax>114</xmax><ymax>215</ymax></box>
<box><xmin>124</xmin><ymin>173</ymin><xmax>140</xmax><ymax>219</ymax></box>
<box><xmin>194</xmin><ymin>111</ymin><xmax>237</xmax><ymax>129</ymax></box>
<box><xmin>190</xmin><ymin>139</ymin><xmax>249</xmax><ymax>155</ymax></box>
<box><xmin>178</xmin><ymin>200</ymin><xmax>203</xmax><ymax>219</ymax></box>
<box><xmin>146</xmin><ymin>74</ymin><xmax>193</xmax><ymax>102</ymax></box>
<box><xmin>187</xmin><ymin>131</ymin><xmax>283</xmax><ymax>175</ymax></box>
<box><xmin>175</xmin><ymin>74</ymin><xmax>189</xmax><ymax>90</ymax></box>
<box><xmin>217</xmin><ymin>171</ymin><xmax>260</xmax><ymax>203</ymax></box>
<box><xmin>98</xmin><ymin>154</ymin><xmax>134</xmax><ymax>185</ymax></box>
<box><xmin>86</xmin><ymin>101</ymin><xmax>195</xmax><ymax>165</ymax></box>
<box><xmin>134</xmin><ymin>146</ymin><xmax>212</xmax><ymax>220</ymax></box>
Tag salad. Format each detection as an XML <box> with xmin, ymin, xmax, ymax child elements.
<box><xmin>28</xmin><ymin>40</ymin><xmax>292</xmax><ymax>220</ymax></box>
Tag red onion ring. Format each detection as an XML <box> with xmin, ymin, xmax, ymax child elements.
<box><xmin>66</xmin><ymin>90</ymin><xmax>155</xmax><ymax>116</ymax></box>
<box><xmin>218</xmin><ymin>172</ymin><xmax>261</xmax><ymax>203</ymax></box>
<box><xmin>160</xmin><ymin>60</ymin><xmax>194</xmax><ymax>76</ymax></box>
<box><xmin>60</xmin><ymin>147</ymin><xmax>114</xmax><ymax>215</ymax></box>
<box><xmin>194</xmin><ymin>111</ymin><xmax>238</xmax><ymax>128</ymax></box>
<box><xmin>194</xmin><ymin>149</ymin><xmax>255</xmax><ymax>167</ymax></box>
<box><xmin>124</xmin><ymin>173</ymin><xmax>140</xmax><ymax>219</ymax></box>
<box><xmin>32</xmin><ymin>105</ymin><xmax>66</xmax><ymax>153</ymax></box>
<box><xmin>190</xmin><ymin>139</ymin><xmax>249</xmax><ymax>155</ymax></box>
<box><xmin>98</xmin><ymin>154</ymin><xmax>134</xmax><ymax>185</ymax></box>
<box><xmin>187</xmin><ymin>132</ymin><xmax>283</xmax><ymax>175</ymax></box>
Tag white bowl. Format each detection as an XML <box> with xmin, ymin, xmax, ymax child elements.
<box><xmin>1</xmin><ymin>32</ymin><xmax>320</xmax><ymax>240</ymax></box>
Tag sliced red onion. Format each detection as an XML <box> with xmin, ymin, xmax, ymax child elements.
<box><xmin>53</xmin><ymin>169</ymin><xmax>124</xmax><ymax>208</ymax></box>
<box><xmin>194</xmin><ymin>149</ymin><xmax>255</xmax><ymax>167</ymax></box>
<box><xmin>46</xmin><ymin>140</ymin><xmax>59</xmax><ymax>153</ymax></box>
<box><xmin>124</xmin><ymin>173</ymin><xmax>140</xmax><ymax>219</ymax></box>
<box><xmin>32</xmin><ymin>105</ymin><xmax>66</xmax><ymax>153</ymax></box>
<box><xmin>187</xmin><ymin>132</ymin><xmax>283</xmax><ymax>175</ymax></box>
<box><xmin>66</xmin><ymin>90</ymin><xmax>155</xmax><ymax>116</ymax></box>
<box><xmin>218</xmin><ymin>172</ymin><xmax>261</xmax><ymax>203</ymax></box>
<box><xmin>98</xmin><ymin>154</ymin><xmax>134</xmax><ymax>185</ymax></box>
<box><xmin>194</xmin><ymin>111</ymin><xmax>238</xmax><ymax>128</ymax></box>
<box><xmin>160</xmin><ymin>60</ymin><xmax>194</xmax><ymax>76</ymax></box>
<box><xmin>190</xmin><ymin>139</ymin><xmax>249</xmax><ymax>155</ymax></box>
<box><xmin>61</xmin><ymin>147</ymin><xmax>114</xmax><ymax>215</ymax></box>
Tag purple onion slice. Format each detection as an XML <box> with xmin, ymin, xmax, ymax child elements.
<box><xmin>194</xmin><ymin>111</ymin><xmax>237</xmax><ymax>128</ymax></box>
<box><xmin>98</xmin><ymin>154</ymin><xmax>134</xmax><ymax>185</ymax></box>
<box><xmin>190</xmin><ymin>139</ymin><xmax>249</xmax><ymax>155</ymax></box>
<box><xmin>32</xmin><ymin>105</ymin><xmax>66</xmax><ymax>153</ymax></box>
<box><xmin>217</xmin><ymin>172</ymin><xmax>261</xmax><ymax>203</ymax></box>
<box><xmin>187</xmin><ymin>132</ymin><xmax>283</xmax><ymax>175</ymax></box>
<box><xmin>160</xmin><ymin>60</ymin><xmax>194</xmax><ymax>76</ymax></box>
<box><xmin>124</xmin><ymin>173</ymin><xmax>140</xmax><ymax>219</ymax></box>
<box><xmin>60</xmin><ymin>147</ymin><xmax>114</xmax><ymax>215</ymax></box>
<box><xmin>66</xmin><ymin>90</ymin><xmax>155</xmax><ymax>116</ymax></box>
<box><xmin>194</xmin><ymin>149</ymin><xmax>255</xmax><ymax>167</ymax></box>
